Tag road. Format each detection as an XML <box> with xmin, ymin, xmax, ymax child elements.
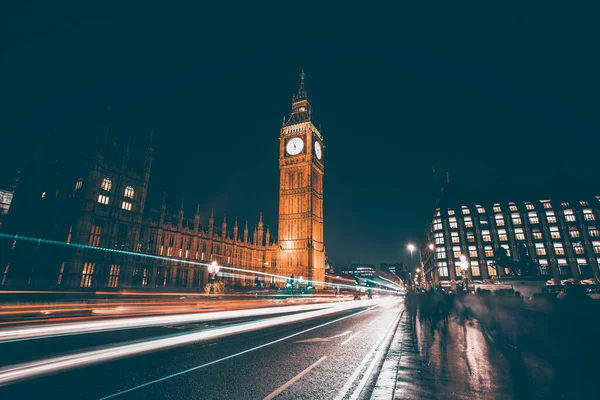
<box><xmin>0</xmin><ymin>297</ymin><xmax>403</xmax><ymax>399</ymax></box>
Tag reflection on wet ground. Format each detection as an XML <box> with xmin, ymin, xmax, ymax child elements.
<box><xmin>395</xmin><ymin>294</ymin><xmax>600</xmax><ymax>400</ymax></box>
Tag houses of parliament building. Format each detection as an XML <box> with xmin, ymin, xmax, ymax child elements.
<box><xmin>0</xmin><ymin>73</ymin><xmax>325</xmax><ymax>291</ymax></box>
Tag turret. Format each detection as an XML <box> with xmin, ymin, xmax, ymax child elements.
<box><xmin>209</xmin><ymin>209</ymin><xmax>215</xmax><ymax>237</ymax></box>
<box><xmin>160</xmin><ymin>192</ymin><xmax>167</xmax><ymax>225</ymax></box>
<box><xmin>243</xmin><ymin>221</ymin><xmax>249</xmax><ymax>243</ymax></box>
<box><xmin>222</xmin><ymin>214</ymin><xmax>227</xmax><ymax>240</ymax></box>
<box><xmin>265</xmin><ymin>226</ymin><xmax>271</xmax><ymax>246</ymax></box>
<box><xmin>253</xmin><ymin>225</ymin><xmax>258</xmax><ymax>245</ymax></box>
<box><xmin>257</xmin><ymin>213</ymin><xmax>264</xmax><ymax>246</ymax></box>
<box><xmin>178</xmin><ymin>198</ymin><xmax>184</xmax><ymax>229</ymax></box>
<box><xmin>194</xmin><ymin>204</ymin><xmax>201</xmax><ymax>231</ymax></box>
<box><xmin>233</xmin><ymin>218</ymin><xmax>239</xmax><ymax>241</ymax></box>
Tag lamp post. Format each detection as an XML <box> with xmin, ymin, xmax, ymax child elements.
<box><xmin>460</xmin><ymin>255</ymin><xmax>469</xmax><ymax>293</ymax></box>
<box><xmin>407</xmin><ymin>244</ymin><xmax>415</xmax><ymax>267</ymax></box>
<box><xmin>208</xmin><ymin>261</ymin><xmax>220</xmax><ymax>294</ymax></box>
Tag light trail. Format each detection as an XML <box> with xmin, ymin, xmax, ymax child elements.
<box><xmin>0</xmin><ymin>302</ymin><xmax>344</xmax><ymax>343</ymax></box>
<box><xmin>0</xmin><ymin>233</ymin><xmax>397</xmax><ymax>294</ymax></box>
<box><xmin>0</xmin><ymin>299</ymin><xmax>397</xmax><ymax>387</ymax></box>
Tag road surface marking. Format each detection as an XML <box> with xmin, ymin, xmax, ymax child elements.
<box><xmin>95</xmin><ymin>304</ymin><xmax>381</xmax><ymax>399</ymax></box>
<box><xmin>334</xmin><ymin>311</ymin><xmax>402</xmax><ymax>400</ymax></box>
<box><xmin>295</xmin><ymin>330</ymin><xmax>351</xmax><ymax>343</ymax></box>
<box><xmin>263</xmin><ymin>356</ymin><xmax>328</xmax><ymax>400</ymax></box>
<box><xmin>347</xmin><ymin>313</ymin><xmax>402</xmax><ymax>400</ymax></box>
<box><xmin>367</xmin><ymin>317</ymin><xmax>381</xmax><ymax>326</ymax></box>
<box><xmin>341</xmin><ymin>331</ymin><xmax>361</xmax><ymax>345</ymax></box>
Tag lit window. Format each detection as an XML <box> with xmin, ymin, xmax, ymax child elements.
<box><xmin>515</xmin><ymin>228</ymin><xmax>525</xmax><ymax>241</ymax></box>
<box><xmin>434</xmin><ymin>232</ymin><xmax>445</xmax><ymax>245</ymax></box>
<box><xmin>541</xmin><ymin>200</ymin><xmax>552</xmax><ymax>209</ymax></box>
<box><xmin>564</xmin><ymin>209</ymin><xmax>576</xmax><ymax>222</ymax></box>
<box><xmin>558</xmin><ymin>259</ymin><xmax>569</xmax><ymax>275</ymax></box>
<box><xmin>108</xmin><ymin>264</ymin><xmax>120</xmax><ymax>288</ymax></box>
<box><xmin>498</xmin><ymin>229</ymin><xmax>508</xmax><ymax>241</ymax></box>
<box><xmin>451</xmin><ymin>232</ymin><xmax>460</xmax><ymax>243</ymax></box>
<box><xmin>437</xmin><ymin>262</ymin><xmax>448</xmax><ymax>277</ymax></box>
<box><xmin>476</xmin><ymin>205</ymin><xmax>486</xmax><ymax>214</ymax></box>
<box><xmin>482</xmin><ymin>230</ymin><xmax>491</xmax><ymax>242</ymax></box>
<box><xmin>532</xmin><ymin>229</ymin><xmax>542</xmax><ymax>240</ymax></box>
<box><xmin>453</xmin><ymin>246</ymin><xmax>461</xmax><ymax>258</ymax></box>
<box><xmin>75</xmin><ymin>178</ymin><xmax>83</xmax><ymax>190</ymax></box>
<box><xmin>89</xmin><ymin>225</ymin><xmax>101</xmax><ymax>247</ymax></box>
<box><xmin>583</xmin><ymin>209</ymin><xmax>595</xmax><ymax>221</ymax></box>
<box><xmin>124</xmin><ymin>186</ymin><xmax>134</xmax><ymax>199</ymax></box>
<box><xmin>469</xmin><ymin>246</ymin><xmax>477</xmax><ymax>257</ymax></box>
<box><xmin>525</xmin><ymin>202</ymin><xmax>534</xmax><ymax>210</ymax></box>
<box><xmin>580</xmin><ymin>201</ymin><xmax>589</xmax><ymax>206</ymax></box>
<box><xmin>121</xmin><ymin>201</ymin><xmax>132</xmax><ymax>211</ymax></box>
<box><xmin>553</xmin><ymin>243</ymin><xmax>565</xmax><ymax>255</ymax></box>
<box><xmin>435</xmin><ymin>247</ymin><xmax>447</xmax><ymax>259</ymax></box>
<box><xmin>573</xmin><ymin>242</ymin><xmax>585</xmax><ymax>255</ymax></box>
<box><xmin>464</xmin><ymin>216</ymin><xmax>473</xmax><ymax>228</ymax></box>
<box><xmin>80</xmin><ymin>262</ymin><xmax>95</xmax><ymax>288</ymax></box>
<box><xmin>550</xmin><ymin>226</ymin><xmax>560</xmax><ymax>239</ymax></box>
<box><xmin>471</xmin><ymin>261</ymin><xmax>481</xmax><ymax>276</ymax></box>
<box><xmin>461</xmin><ymin>206</ymin><xmax>470</xmax><ymax>215</ymax></box>
<box><xmin>495</xmin><ymin>214</ymin><xmax>505</xmax><ymax>226</ymax></box>
<box><xmin>66</xmin><ymin>225</ymin><xmax>73</xmax><ymax>243</ymax></box>
<box><xmin>449</xmin><ymin>217</ymin><xmax>458</xmax><ymax>229</ymax></box>
<box><xmin>433</xmin><ymin>219</ymin><xmax>443</xmax><ymax>231</ymax></box>
<box><xmin>41</xmin><ymin>192</ymin><xmax>46</xmax><ymax>198</ymax></box>
<box><xmin>485</xmin><ymin>246</ymin><xmax>494</xmax><ymax>257</ymax></box>
<box><xmin>589</xmin><ymin>227</ymin><xmax>599</xmax><ymax>237</ymax></box>
<box><xmin>57</xmin><ymin>262</ymin><xmax>65</xmax><ymax>285</ymax></box>
<box><xmin>528</xmin><ymin>212</ymin><xmax>539</xmax><ymax>224</ymax></box>
<box><xmin>101</xmin><ymin>178</ymin><xmax>112</xmax><ymax>191</ymax></box>
<box><xmin>493</xmin><ymin>204</ymin><xmax>501</xmax><ymax>213</ymax></box>
<box><xmin>538</xmin><ymin>258</ymin><xmax>549</xmax><ymax>275</ymax></box>
<box><xmin>511</xmin><ymin>213</ymin><xmax>522</xmax><ymax>225</ymax></box>
<box><xmin>561</xmin><ymin>202</ymin><xmax>570</xmax><ymax>208</ymax></box>
<box><xmin>448</xmin><ymin>209</ymin><xmax>455</xmax><ymax>215</ymax></box>
<box><xmin>535</xmin><ymin>243</ymin><xmax>546</xmax><ymax>255</ymax></box>
<box><xmin>98</xmin><ymin>194</ymin><xmax>109</xmax><ymax>205</ymax></box>
<box><xmin>2</xmin><ymin>263</ymin><xmax>10</xmax><ymax>286</ymax></box>
<box><xmin>509</xmin><ymin>202</ymin><xmax>518</xmax><ymax>211</ymax></box>
<box><xmin>466</xmin><ymin>232</ymin><xmax>475</xmax><ymax>243</ymax></box>
<box><xmin>434</xmin><ymin>209</ymin><xmax>440</xmax><ymax>217</ymax></box>
<box><xmin>546</xmin><ymin>211</ymin><xmax>556</xmax><ymax>223</ymax></box>
<box><xmin>487</xmin><ymin>261</ymin><xmax>497</xmax><ymax>276</ymax></box>
<box><xmin>593</xmin><ymin>241</ymin><xmax>600</xmax><ymax>254</ymax></box>
<box><xmin>479</xmin><ymin>219</ymin><xmax>488</xmax><ymax>226</ymax></box>
<box><xmin>569</xmin><ymin>226</ymin><xmax>580</xmax><ymax>238</ymax></box>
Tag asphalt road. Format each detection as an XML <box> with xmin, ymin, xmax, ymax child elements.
<box><xmin>0</xmin><ymin>298</ymin><xmax>403</xmax><ymax>399</ymax></box>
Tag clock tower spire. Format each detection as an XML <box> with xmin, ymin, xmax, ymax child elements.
<box><xmin>277</xmin><ymin>71</ymin><xmax>325</xmax><ymax>287</ymax></box>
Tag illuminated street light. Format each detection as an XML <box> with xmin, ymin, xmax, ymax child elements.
<box><xmin>208</xmin><ymin>261</ymin><xmax>220</xmax><ymax>293</ymax></box>
<box><xmin>416</xmin><ymin>268</ymin><xmax>421</xmax><ymax>273</ymax></box>
<box><xmin>428</xmin><ymin>243</ymin><xmax>435</xmax><ymax>251</ymax></box>
<box><xmin>298</xmin><ymin>276</ymin><xmax>304</xmax><ymax>284</ymax></box>
<box><xmin>407</xmin><ymin>243</ymin><xmax>415</xmax><ymax>267</ymax></box>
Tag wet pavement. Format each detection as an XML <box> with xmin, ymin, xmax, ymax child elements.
<box><xmin>394</xmin><ymin>293</ymin><xmax>600</xmax><ymax>400</ymax></box>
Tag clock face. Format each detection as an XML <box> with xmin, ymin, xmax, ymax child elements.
<box><xmin>314</xmin><ymin>141</ymin><xmax>322</xmax><ymax>160</ymax></box>
<box><xmin>286</xmin><ymin>137</ymin><xmax>304</xmax><ymax>156</ymax></box>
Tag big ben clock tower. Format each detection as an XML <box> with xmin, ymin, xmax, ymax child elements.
<box><xmin>278</xmin><ymin>71</ymin><xmax>325</xmax><ymax>287</ymax></box>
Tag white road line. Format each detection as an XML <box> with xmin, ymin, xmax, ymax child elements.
<box><xmin>367</xmin><ymin>317</ymin><xmax>380</xmax><ymax>326</ymax></box>
<box><xmin>341</xmin><ymin>331</ymin><xmax>361</xmax><ymax>345</ymax></box>
<box><xmin>334</xmin><ymin>311</ymin><xmax>401</xmax><ymax>400</ymax></box>
<box><xmin>347</xmin><ymin>313</ymin><xmax>402</xmax><ymax>400</ymax></box>
<box><xmin>263</xmin><ymin>356</ymin><xmax>327</xmax><ymax>400</ymax></box>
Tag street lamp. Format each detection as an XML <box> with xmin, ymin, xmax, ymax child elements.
<box><xmin>208</xmin><ymin>261</ymin><xmax>220</xmax><ymax>294</ymax></box>
<box><xmin>407</xmin><ymin>243</ymin><xmax>415</xmax><ymax>266</ymax></box>
<box><xmin>428</xmin><ymin>243</ymin><xmax>435</xmax><ymax>251</ymax></box>
<box><xmin>459</xmin><ymin>255</ymin><xmax>469</xmax><ymax>293</ymax></box>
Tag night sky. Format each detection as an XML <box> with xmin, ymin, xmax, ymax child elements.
<box><xmin>2</xmin><ymin>2</ymin><xmax>599</xmax><ymax>265</ymax></box>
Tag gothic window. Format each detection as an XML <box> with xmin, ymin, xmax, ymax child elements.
<box><xmin>80</xmin><ymin>262</ymin><xmax>95</xmax><ymax>287</ymax></box>
<box><xmin>121</xmin><ymin>201</ymin><xmax>132</xmax><ymax>211</ymax></box>
<box><xmin>75</xmin><ymin>178</ymin><xmax>83</xmax><ymax>190</ymax></box>
<box><xmin>108</xmin><ymin>264</ymin><xmax>120</xmax><ymax>288</ymax></box>
<box><xmin>66</xmin><ymin>225</ymin><xmax>73</xmax><ymax>243</ymax></box>
<box><xmin>124</xmin><ymin>186</ymin><xmax>135</xmax><ymax>199</ymax></box>
<box><xmin>98</xmin><ymin>194</ymin><xmax>109</xmax><ymax>205</ymax></box>
<box><xmin>57</xmin><ymin>262</ymin><xmax>65</xmax><ymax>285</ymax></box>
<box><xmin>101</xmin><ymin>178</ymin><xmax>112</xmax><ymax>191</ymax></box>
<box><xmin>89</xmin><ymin>224</ymin><xmax>102</xmax><ymax>247</ymax></box>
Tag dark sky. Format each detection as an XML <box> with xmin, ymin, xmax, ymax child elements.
<box><xmin>1</xmin><ymin>2</ymin><xmax>599</xmax><ymax>265</ymax></box>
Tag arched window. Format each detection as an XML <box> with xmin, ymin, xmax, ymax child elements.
<box><xmin>124</xmin><ymin>186</ymin><xmax>134</xmax><ymax>199</ymax></box>
<box><xmin>101</xmin><ymin>178</ymin><xmax>112</xmax><ymax>191</ymax></box>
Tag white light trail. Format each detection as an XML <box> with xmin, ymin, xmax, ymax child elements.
<box><xmin>0</xmin><ymin>299</ymin><xmax>397</xmax><ymax>387</ymax></box>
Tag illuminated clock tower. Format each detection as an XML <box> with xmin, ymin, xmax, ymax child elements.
<box><xmin>278</xmin><ymin>71</ymin><xmax>325</xmax><ymax>287</ymax></box>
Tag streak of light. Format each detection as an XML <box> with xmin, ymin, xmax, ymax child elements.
<box><xmin>0</xmin><ymin>302</ymin><xmax>342</xmax><ymax>343</ymax></box>
<box><xmin>0</xmin><ymin>233</ymin><xmax>397</xmax><ymax>294</ymax></box>
<box><xmin>0</xmin><ymin>299</ymin><xmax>398</xmax><ymax>388</ymax></box>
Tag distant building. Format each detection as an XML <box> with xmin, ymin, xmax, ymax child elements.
<box><xmin>0</xmin><ymin>189</ymin><xmax>12</xmax><ymax>215</ymax></box>
<box><xmin>423</xmin><ymin>181</ymin><xmax>600</xmax><ymax>290</ymax></box>
<box><xmin>341</xmin><ymin>264</ymin><xmax>376</xmax><ymax>278</ymax></box>
<box><xmin>381</xmin><ymin>262</ymin><xmax>408</xmax><ymax>282</ymax></box>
